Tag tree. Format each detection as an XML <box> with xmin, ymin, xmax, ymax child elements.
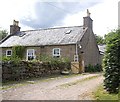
<box><xmin>95</xmin><ymin>34</ymin><xmax>105</xmax><ymax>44</ymax></box>
<box><xmin>0</xmin><ymin>29</ymin><xmax>8</xmax><ymax>40</ymax></box>
<box><xmin>103</xmin><ymin>29</ymin><xmax>120</xmax><ymax>94</ymax></box>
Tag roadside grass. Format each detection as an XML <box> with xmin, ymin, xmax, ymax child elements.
<box><xmin>93</xmin><ymin>84</ymin><xmax>119</xmax><ymax>101</ymax></box>
<box><xmin>2</xmin><ymin>73</ymin><xmax>89</xmax><ymax>90</ymax></box>
<box><xmin>60</xmin><ymin>74</ymin><xmax>102</xmax><ymax>88</ymax></box>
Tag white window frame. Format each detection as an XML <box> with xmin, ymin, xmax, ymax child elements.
<box><xmin>6</xmin><ymin>50</ymin><xmax>12</xmax><ymax>57</ymax></box>
<box><xmin>26</xmin><ymin>49</ymin><xmax>36</xmax><ymax>60</ymax></box>
<box><xmin>53</xmin><ymin>48</ymin><xmax>61</xmax><ymax>57</ymax></box>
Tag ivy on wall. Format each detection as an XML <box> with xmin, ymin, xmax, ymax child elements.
<box><xmin>12</xmin><ymin>45</ymin><xmax>25</xmax><ymax>59</ymax></box>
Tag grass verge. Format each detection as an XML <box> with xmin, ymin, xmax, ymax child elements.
<box><xmin>60</xmin><ymin>74</ymin><xmax>102</xmax><ymax>88</ymax></box>
<box><xmin>93</xmin><ymin>84</ymin><xmax>119</xmax><ymax>101</ymax></box>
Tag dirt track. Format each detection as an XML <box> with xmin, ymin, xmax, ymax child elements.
<box><xmin>2</xmin><ymin>73</ymin><xmax>103</xmax><ymax>100</ymax></box>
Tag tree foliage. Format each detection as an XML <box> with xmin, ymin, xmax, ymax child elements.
<box><xmin>95</xmin><ymin>34</ymin><xmax>105</xmax><ymax>45</ymax></box>
<box><xmin>0</xmin><ymin>28</ymin><xmax>8</xmax><ymax>40</ymax></box>
<box><xmin>103</xmin><ymin>29</ymin><xmax>120</xmax><ymax>94</ymax></box>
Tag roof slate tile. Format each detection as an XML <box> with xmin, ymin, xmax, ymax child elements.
<box><xmin>0</xmin><ymin>26</ymin><xmax>87</xmax><ymax>47</ymax></box>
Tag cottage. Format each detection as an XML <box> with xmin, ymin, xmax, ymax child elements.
<box><xmin>0</xmin><ymin>10</ymin><xmax>101</xmax><ymax>73</ymax></box>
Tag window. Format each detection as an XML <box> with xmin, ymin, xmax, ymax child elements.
<box><xmin>53</xmin><ymin>48</ymin><xmax>60</xmax><ymax>57</ymax></box>
<box><xmin>6</xmin><ymin>50</ymin><xmax>12</xmax><ymax>56</ymax></box>
<box><xmin>74</xmin><ymin>55</ymin><xmax>78</xmax><ymax>62</ymax></box>
<box><xmin>65</xmin><ymin>30</ymin><xmax>72</xmax><ymax>34</ymax></box>
<box><xmin>27</xmin><ymin>49</ymin><xmax>35</xmax><ymax>60</ymax></box>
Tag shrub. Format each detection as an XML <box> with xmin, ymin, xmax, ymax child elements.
<box><xmin>33</xmin><ymin>55</ymin><xmax>71</xmax><ymax>74</ymax></box>
<box><xmin>39</xmin><ymin>54</ymin><xmax>51</xmax><ymax>62</ymax></box>
<box><xmin>12</xmin><ymin>45</ymin><xmax>25</xmax><ymax>59</ymax></box>
<box><xmin>2</xmin><ymin>56</ymin><xmax>11</xmax><ymax>61</ymax></box>
<box><xmin>103</xmin><ymin>29</ymin><xmax>120</xmax><ymax>94</ymax></box>
<box><xmin>85</xmin><ymin>64</ymin><xmax>102</xmax><ymax>72</ymax></box>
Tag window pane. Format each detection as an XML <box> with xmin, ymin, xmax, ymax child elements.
<box><xmin>54</xmin><ymin>50</ymin><xmax>56</xmax><ymax>54</ymax></box>
<box><xmin>28</xmin><ymin>50</ymin><xmax>34</xmax><ymax>55</ymax></box>
<box><xmin>54</xmin><ymin>49</ymin><xmax>59</xmax><ymax>54</ymax></box>
<box><xmin>7</xmin><ymin>51</ymin><xmax>11</xmax><ymax>55</ymax></box>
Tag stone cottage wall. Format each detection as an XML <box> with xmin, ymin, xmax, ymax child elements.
<box><xmin>2</xmin><ymin>44</ymin><xmax>76</xmax><ymax>62</ymax></box>
<box><xmin>80</xmin><ymin>28</ymin><xmax>101</xmax><ymax>66</ymax></box>
<box><xmin>2</xmin><ymin>61</ymin><xmax>71</xmax><ymax>82</ymax></box>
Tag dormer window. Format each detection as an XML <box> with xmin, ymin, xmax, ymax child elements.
<box><xmin>6</xmin><ymin>50</ymin><xmax>12</xmax><ymax>57</ymax></box>
<box><xmin>65</xmin><ymin>30</ymin><xmax>72</xmax><ymax>34</ymax></box>
<box><xmin>53</xmin><ymin>48</ymin><xmax>60</xmax><ymax>58</ymax></box>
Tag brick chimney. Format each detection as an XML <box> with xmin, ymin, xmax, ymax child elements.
<box><xmin>83</xmin><ymin>9</ymin><xmax>93</xmax><ymax>29</ymax></box>
<box><xmin>10</xmin><ymin>20</ymin><xmax>20</xmax><ymax>35</ymax></box>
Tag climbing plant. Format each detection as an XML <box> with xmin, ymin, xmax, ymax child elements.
<box><xmin>12</xmin><ymin>45</ymin><xmax>25</xmax><ymax>59</ymax></box>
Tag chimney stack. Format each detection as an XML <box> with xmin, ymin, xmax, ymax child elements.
<box><xmin>83</xmin><ymin>9</ymin><xmax>93</xmax><ymax>29</ymax></box>
<box><xmin>10</xmin><ymin>20</ymin><xmax>20</xmax><ymax>35</ymax></box>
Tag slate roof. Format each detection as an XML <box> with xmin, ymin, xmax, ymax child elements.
<box><xmin>0</xmin><ymin>26</ymin><xmax>87</xmax><ymax>47</ymax></box>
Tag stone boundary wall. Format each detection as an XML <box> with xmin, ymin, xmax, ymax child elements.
<box><xmin>2</xmin><ymin>61</ymin><xmax>71</xmax><ymax>82</ymax></box>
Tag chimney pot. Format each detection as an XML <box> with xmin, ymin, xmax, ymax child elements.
<box><xmin>87</xmin><ymin>9</ymin><xmax>91</xmax><ymax>17</ymax></box>
<box><xmin>13</xmin><ymin>20</ymin><xmax>19</xmax><ymax>26</ymax></box>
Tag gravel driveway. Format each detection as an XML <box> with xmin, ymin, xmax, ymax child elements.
<box><xmin>2</xmin><ymin>73</ymin><xmax>103</xmax><ymax>100</ymax></box>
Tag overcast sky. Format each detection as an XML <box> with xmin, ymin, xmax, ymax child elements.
<box><xmin>0</xmin><ymin>0</ymin><xmax>119</xmax><ymax>36</ymax></box>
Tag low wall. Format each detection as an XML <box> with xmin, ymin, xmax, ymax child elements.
<box><xmin>2</xmin><ymin>61</ymin><xmax>71</xmax><ymax>82</ymax></box>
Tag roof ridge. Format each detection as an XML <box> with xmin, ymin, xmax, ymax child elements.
<box><xmin>21</xmin><ymin>25</ymin><xmax>84</xmax><ymax>32</ymax></box>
